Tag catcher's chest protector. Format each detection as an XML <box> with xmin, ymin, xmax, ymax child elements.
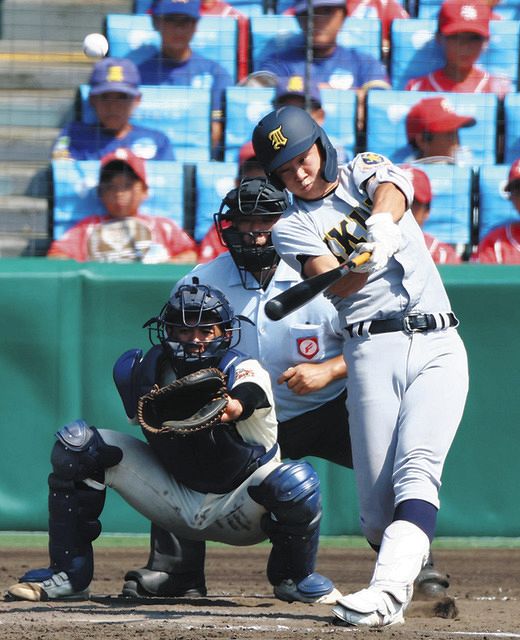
<box><xmin>145</xmin><ymin>349</ymin><xmax>268</xmax><ymax>494</ymax></box>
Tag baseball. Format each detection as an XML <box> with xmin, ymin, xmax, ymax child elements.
<box><xmin>82</xmin><ymin>33</ymin><xmax>109</xmax><ymax>59</ymax></box>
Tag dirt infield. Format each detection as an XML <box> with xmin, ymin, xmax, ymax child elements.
<box><xmin>1</xmin><ymin>546</ymin><xmax>520</xmax><ymax>639</ymax></box>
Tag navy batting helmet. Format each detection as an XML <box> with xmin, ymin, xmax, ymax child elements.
<box><xmin>252</xmin><ymin>106</ymin><xmax>337</xmax><ymax>188</ymax></box>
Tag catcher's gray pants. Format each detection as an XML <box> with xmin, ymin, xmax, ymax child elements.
<box><xmin>99</xmin><ymin>430</ymin><xmax>280</xmax><ymax>545</ymax></box>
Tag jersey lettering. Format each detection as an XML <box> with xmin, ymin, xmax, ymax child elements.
<box><xmin>324</xmin><ymin>209</ymin><xmax>369</xmax><ymax>260</ymax></box>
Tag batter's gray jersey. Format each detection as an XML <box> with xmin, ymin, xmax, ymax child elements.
<box><xmin>272</xmin><ymin>153</ymin><xmax>452</xmax><ymax>325</ymax></box>
<box><xmin>175</xmin><ymin>254</ymin><xmax>345</xmax><ymax>422</ymax></box>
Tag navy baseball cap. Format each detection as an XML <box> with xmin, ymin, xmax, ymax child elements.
<box><xmin>274</xmin><ymin>75</ymin><xmax>322</xmax><ymax>109</ymax></box>
<box><xmin>89</xmin><ymin>58</ymin><xmax>141</xmax><ymax>97</ymax></box>
<box><xmin>293</xmin><ymin>0</ymin><xmax>346</xmax><ymax>15</ymax></box>
<box><xmin>151</xmin><ymin>0</ymin><xmax>200</xmax><ymax>18</ymax></box>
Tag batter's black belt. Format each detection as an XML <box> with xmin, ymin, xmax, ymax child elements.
<box><xmin>346</xmin><ymin>312</ymin><xmax>458</xmax><ymax>338</ymax></box>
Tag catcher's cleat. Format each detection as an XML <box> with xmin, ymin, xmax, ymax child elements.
<box><xmin>332</xmin><ymin>587</ymin><xmax>408</xmax><ymax>628</ymax></box>
<box><xmin>7</xmin><ymin>571</ymin><xmax>88</xmax><ymax>602</ymax></box>
<box><xmin>121</xmin><ymin>568</ymin><xmax>207</xmax><ymax>598</ymax></box>
<box><xmin>274</xmin><ymin>573</ymin><xmax>342</xmax><ymax>604</ymax></box>
<box><xmin>414</xmin><ymin>564</ymin><xmax>450</xmax><ymax>599</ymax></box>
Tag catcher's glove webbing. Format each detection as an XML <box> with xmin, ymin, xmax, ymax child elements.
<box><xmin>137</xmin><ymin>368</ymin><xmax>228</xmax><ymax>435</ymax></box>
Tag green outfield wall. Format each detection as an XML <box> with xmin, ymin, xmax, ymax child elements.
<box><xmin>1</xmin><ymin>259</ymin><xmax>519</xmax><ymax>537</ymax></box>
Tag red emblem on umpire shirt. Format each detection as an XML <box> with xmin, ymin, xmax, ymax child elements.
<box><xmin>297</xmin><ymin>336</ymin><xmax>319</xmax><ymax>360</ymax></box>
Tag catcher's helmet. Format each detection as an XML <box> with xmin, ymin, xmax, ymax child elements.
<box><xmin>215</xmin><ymin>177</ymin><xmax>288</xmax><ymax>289</ymax></box>
<box><xmin>252</xmin><ymin>106</ymin><xmax>337</xmax><ymax>189</ymax></box>
<box><xmin>145</xmin><ymin>280</ymin><xmax>241</xmax><ymax>371</ymax></box>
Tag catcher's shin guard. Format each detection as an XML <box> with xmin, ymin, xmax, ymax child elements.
<box><xmin>44</xmin><ymin>421</ymin><xmax>123</xmax><ymax>592</ymax></box>
<box><xmin>248</xmin><ymin>461</ymin><xmax>322</xmax><ymax>585</ymax></box>
<box><xmin>122</xmin><ymin>523</ymin><xmax>207</xmax><ymax>597</ymax></box>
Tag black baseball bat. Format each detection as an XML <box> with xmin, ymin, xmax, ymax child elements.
<box><xmin>265</xmin><ymin>252</ymin><xmax>371</xmax><ymax>321</ymax></box>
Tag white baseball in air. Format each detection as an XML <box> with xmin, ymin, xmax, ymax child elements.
<box><xmin>82</xmin><ymin>33</ymin><xmax>109</xmax><ymax>59</ymax></box>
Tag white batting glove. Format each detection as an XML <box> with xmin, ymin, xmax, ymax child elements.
<box><xmin>352</xmin><ymin>213</ymin><xmax>401</xmax><ymax>273</ymax></box>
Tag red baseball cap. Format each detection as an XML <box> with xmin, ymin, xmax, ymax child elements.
<box><xmin>406</xmin><ymin>97</ymin><xmax>476</xmax><ymax>142</ymax></box>
<box><xmin>400</xmin><ymin>164</ymin><xmax>432</xmax><ymax>204</ymax></box>
<box><xmin>505</xmin><ymin>158</ymin><xmax>520</xmax><ymax>191</ymax></box>
<box><xmin>438</xmin><ymin>0</ymin><xmax>491</xmax><ymax>38</ymax></box>
<box><xmin>100</xmin><ymin>148</ymin><xmax>148</xmax><ymax>187</ymax></box>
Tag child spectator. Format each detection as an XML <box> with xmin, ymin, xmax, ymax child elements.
<box><xmin>52</xmin><ymin>58</ymin><xmax>174</xmax><ymax>161</ymax></box>
<box><xmin>401</xmin><ymin>164</ymin><xmax>462</xmax><ymax>264</ymax></box>
<box><xmin>48</xmin><ymin>148</ymin><xmax>197</xmax><ymax>264</ymax></box>
<box><xmin>405</xmin><ymin>0</ymin><xmax>512</xmax><ymax>98</ymax></box>
<box><xmin>138</xmin><ymin>0</ymin><xmax>233</xmax><ymax>155</ymax></box>
<box><xmin>405</xmin><ymin>96</ymin><xmax>476</xmax><ymax>165</ymax></box>
<box><xmin>474</xmin><ymin>158</ymin><xmax>520</xmax><ymax>263</ymax></box>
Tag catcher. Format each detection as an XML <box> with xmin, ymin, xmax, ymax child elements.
<box><xmin>7</xmin><ymin>281</ymin><xmax>341</xmax><ymax>605</ymax></box>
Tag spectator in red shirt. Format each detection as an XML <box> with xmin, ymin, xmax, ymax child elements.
<box><xmin>405</xmin><ymin>0</ymin><xmax>512</xmax><ymax>98</ymax></box>
<box><xmin>197</xmin><ymin>142</ymin><xmax>266</xmax><ymax>263</ymax></box>
<box><xmin>474</xmin><ymin>158</ymin><xmax>520</xmax><ymax>263</ymax></box>
<box><xmin>400</xmin><ymin>164</ymin><xmax>462</xmax><ymax>264</ymax></box>
<box><xmin>48</xmin><ymin>148</ymin><xmax>197</xmax><ymax>264</ymax></box>
<box><xmin>405</xmin><ymin>96</ymin><xmax>476</xmax><ymax>165</ymax></box>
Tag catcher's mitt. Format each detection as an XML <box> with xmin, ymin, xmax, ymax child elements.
<box><xmin>137</xmin><ymin>368</ymin><xmax>228</xmax><ymax>435</ymax></box>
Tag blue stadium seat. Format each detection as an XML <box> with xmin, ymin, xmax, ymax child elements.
<box><xmin>51</xmin><ymin>159</ymin><xmax>185</xmax><ymax>239</ymax></box>
<box><xmin>417</xmin><ymin>0</ymin><xmax>520</xmax><ymax>20</ymax></box>
<box><xmin>224</xmin><ymin>86</ymin><xmax>357</xmax><ymax>163</ymax></box>
<box><xmin>477</xmin><ymin>164</ymin><xmax>518</xmax><ymax>241</ymax></box>
<box><xmin>133</xmin><ymin>0</ymin><xmax>264</xmax><ymax>17</ymax></box>
<box><xmin>250</xmin><ymin>15</ymin><xmax>383</xmax><ymax>69</ymax></box>
<box><xmin>104</xmin><ymin>14</ymin><xmax>238</xmax><ymax>82</ymax></box>
<box><xmin>365</xmin><ymin>90</ymin><xmax>498</xmax><ymax>165</ymax></box>
<box><xmin>389</xmin><ymin>18</ymin><xmax>520</xmax><ymax>90</ymax></box>
<box><xmin>193</xmin><ymin>161</ymin><xmax>238</xmax><ymax>242</ymax></box>
<box><xmin>503</xmin><ymin>92</ymin><xmax>520</xmax><ymax>164</ymax></box>
<box><xmin>414</xmin><ymin>164</ymin><xmax>474</xmax><ymax>247</ymax></box>
<box><xmin>79</xmin><ymin>85</ymin><xmax>211</xmax><ymax>163</ymax></box>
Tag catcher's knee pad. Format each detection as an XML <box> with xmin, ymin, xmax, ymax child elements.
<box><xmin>248</xmin><ymin>461</ymin><xmax>322</xmax><ymax>586</ymax></box>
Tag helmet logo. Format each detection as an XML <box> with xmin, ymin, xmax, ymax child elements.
<box><xmin>268</xmin><ymin>126</ymin><xmax>288</xmax><ymax>151</ymax></box>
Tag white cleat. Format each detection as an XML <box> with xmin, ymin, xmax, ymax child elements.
<box><xmin>332</xmin><ymin>587</ymin><xmax>406</xmax><ymax>627</ymax></box>
<box><xmin>7</xmin><ymin>571</ymin><xmax>88</xmax><ymax>602</ymax></box>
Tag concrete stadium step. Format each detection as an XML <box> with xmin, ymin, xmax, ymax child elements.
<box><xmin>0</xmin><ymin>89</ymin><xmax>76</xmax><ymax>128</ymax></box>
<box><xmin>1</xmin><ymin>0</ymin><xmax>133</xmax><ymax>42</ymax></box>
<box><xmin>0</xmin><ymin>124</ymin><xmax>59</xmax><ymax>162</ymax></box>
<box><xmin>0</xmin><ymin>195</ymin><xmax>50</xmax><ymax>256</ymax></box>
<box><xmin>0</xmin><ymin>161</ymin><xmax>51</xmax><ymax>196</ymax></box>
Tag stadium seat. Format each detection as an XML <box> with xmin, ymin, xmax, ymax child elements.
<box><xmin>417</xmin><ymin>0</ymin><xmax>520</xmax><ymax>20</ymax></box>
<box><xmin>365</xmin><ymin>90</ymin><xmax>498</xmax><ymax>165</ymax></box>
<box><xmin>477</xmin><ymin>164</ymin><xmax>519</xmax><ymax>241</ymax></box>
<box><xmin>250</xmin><ymin>15</ymin><xmax>383</xmax><ymax>69</ymax></box>
<box><xmin>413</xmin><ymin>164</ymin><xmax>475</xmax><ymax>249</ymax></box>
<box><xmin>104</xmin><ymin>14</ymin><xmax>239</xmax><ymax>82</ymax></box>
<box><xmin>503</xmin><ymin>92</ymin><xmax>520</xmax><ymax>164</ymax></box>
<box><xmin>224</xmin><ymin>86</ymin><xmax>357</xmax><ymax>163</ymax></box>
<box><xmin>389</xmin><ymin>18</ymin><xmax>520</xmax><ymax>90</ymax></box>
<box><xmin>51</xmin><ymin>159</ymin><xmax>186</xmax><ymax>240</ymax></box>
<box><xmin>78</xmin><ymin>85</ymin><xmax>212</xmax><ymax>163</ymax></box>
<box><xmin>193</xmin><ymin>161</ymin><xmax>238</xmax><ymax>242</ymax></box>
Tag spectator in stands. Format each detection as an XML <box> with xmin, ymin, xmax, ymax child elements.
<box><xmin>52</xmin><ymin>58</ymin><xmax>174</xmax><ymax>161</ymax></box>
<box><xmin>47</xmin><ymin>148</ymin><xmax>197</xmax><ymax>264</ymax></box>
<box><xmin>255</xmin><ymin>0</ymin><xmax>390</xmax><ymax>95</ymax></box>
<box><xmin>197</xmin><ymin>142</ymin><xmax>266</xmax><ymax>263</ymax></box>
<box><xmin>405</xmin><ymin>0</ymin><xmax>512</xmax><ymax>98</ymax></box>
<box><xmin>474</xmin><ymin>158</ymin><xmax>520</xmax><ymax>263</ymax></box>
<box><xmin>138</xmin><ymin>0</ymin><xmax>233</xmax><ymax>156</ymax></box>
<box><xmin>400</xmin><ymin>164</ymin><xmax>462</xmax><ymax>264</ymax></box>
<box><xmin>405</xmin><ymin>96</ymin><xmax>476</xmax><ymax>165</ymax></box>
<box><xmin>200</xmin><ymin>0</ymin><xmax>249</xmax><ymax>82</ymax></box>
<box><xmin>272</xmin><ymin>75</ymin><xmax>348</xmax><ymax>162</ymax></box>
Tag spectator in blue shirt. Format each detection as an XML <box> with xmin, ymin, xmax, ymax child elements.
<box><xmin>138</xmin><ymin>0</ymin><xmax>233</xmax><ymax>156</ymax></box>
<box><xmin>52</xmin><ymin>58</ymin><xmax>174</xmax><ymax>161</ymax></box>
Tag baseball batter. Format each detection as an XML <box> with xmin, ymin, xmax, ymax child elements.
<box><xmin>7</xmin><ymin>283</ymin><xmax>340</xmax><ymax>605</ymax></box>
<box><xmin>252</xmin><ymin>106</ymin><xmax>469</xmax><ymax>627</ymax></box>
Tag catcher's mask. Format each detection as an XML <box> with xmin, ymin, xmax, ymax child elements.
<box><xmin>214</xmin><ymin>177</ymin><xmax>289</xmax><ymax>290</ymax></box>
<box><xmin>252</xmin><ymin>106</ymin><xmax>337</xmax><ymax>190</ymax></box>
<box><xmin>145</xmin><ymin>280</ymin><xmax>241</xmax><ymax>370</ymax></box>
